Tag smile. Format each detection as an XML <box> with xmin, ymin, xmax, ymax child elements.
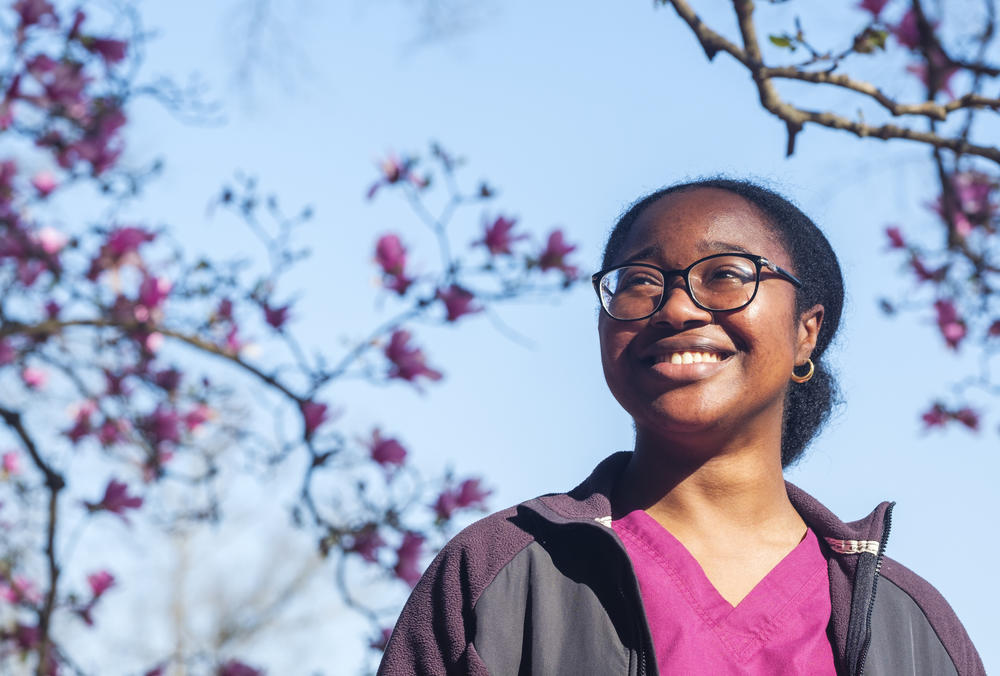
<box><xmin>650</xmin><ymin>351</ymin><xmax>728</xmax><ymax>365</ymax></box>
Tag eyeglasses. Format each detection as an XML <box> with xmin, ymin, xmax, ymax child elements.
<box><xmin>592</xmin><ymin>253</ymin><xmax>802</xmax><ymax>321</ymax></box>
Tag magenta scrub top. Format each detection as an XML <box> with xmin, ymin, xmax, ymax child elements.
<box><xmin>612</xmin><ymin>510</ymin><xmax>837</xmax><ymax>675</ymax></box>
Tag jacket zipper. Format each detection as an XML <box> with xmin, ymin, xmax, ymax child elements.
<box><xmin>856</xmin><ymin>503</ymin><xmax>894</xmax><ymax>676</ymax></box>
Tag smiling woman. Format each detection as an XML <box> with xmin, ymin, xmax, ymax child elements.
<box><xmin>377</xmin><ymin>179</ymin><xmax>986</xmax><ymax>676</ymax></box>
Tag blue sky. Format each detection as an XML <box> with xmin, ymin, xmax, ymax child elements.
<box><xmin>103</xmin><ymin>0</ymin><xmax>1000</xmax><ymax>671</ymax></box>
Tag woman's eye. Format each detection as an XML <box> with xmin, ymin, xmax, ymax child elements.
<box><xmin>707</xmin><ymin>266</ymin><xmax>754</xmax><ymax>282</ymax></box>
<box><xmin>620</xmin><ymin>274</ymin><xmax>659</xmax><ymax>288</ymax></box>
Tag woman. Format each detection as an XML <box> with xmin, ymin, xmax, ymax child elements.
<box><xmin>378</xmin><ymin>179</ymin><xmax>985</xmax><ymax>675</ymax></box>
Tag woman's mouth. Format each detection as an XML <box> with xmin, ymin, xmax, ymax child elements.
<box><xmin>639</xmin><ymin>350</ymin><xmax>734</xmax><ymax>381</ymax></box>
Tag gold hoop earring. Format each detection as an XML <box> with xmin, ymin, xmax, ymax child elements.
<box><xmin>791</xmin><ymin>358</ymin><xmax>814</xmax><ymax>384</ymax></box>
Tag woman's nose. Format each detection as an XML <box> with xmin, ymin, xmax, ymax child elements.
<box><xmin>649</xmin><ymin>280</ymin><xmax>713</xmax><ymax>329</ymax></box>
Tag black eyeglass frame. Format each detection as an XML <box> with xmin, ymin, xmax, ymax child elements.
<box><xmin>591</xmin><ymin>252</ymin><xmax>803</xmax><ymax>321</ymax></box>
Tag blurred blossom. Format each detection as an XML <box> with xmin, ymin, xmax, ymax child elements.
<box><xmin>437</xmin><ymin>285</ymin><xmax>482</xmax><ymax>322</ymax></box>
<box><xmin>30</xmin><ymin>171</ymin><xmax>57</xmax><ymax>197</ymax></box>
<box><xmin>857</xmin><ymin>0</ymin><xmax>890</xmax><ymax>18</ymax></box>
<box><xmin>885</xmin><ymin>226</ymin><xmax>905</xmax><ymax>249</ymax></box>
<box><xmin>906</xmin><ymin>50</ymin><xmax>958</xmax><ymax>97</ymax></box>
<box><xmin>0</xmin><ymin>339</ymin><xmax>14</xmax><ymax>365</ymax></box>
<box><xmin>934</xmin><ymin>299</ymin><xmax>966</xmax><ymax>349</ymax></box>
<box><xmin>475</xmin><ymin>215</ymin><xmax>526</xmax><ymax>255</ymax></box>
<box><xmin>433</xmin><ymin>478</ymin><xmax>491</xmax><ymax>522</ymax></box>
<box><xmin>367</xmin><ymin>153</ymin><xmax>426</xmax><ymax>199</ymax></box>
<box><xmin>349</xmin><ymin>526</ymin><xmax>386</xmax><ymax>563</ymax></box>
<box><xmin>370</xmin><ymin>627</ymin><xmax>394</xmax><ymax>652</ymax></box>
<box><xmin>368</xmin><ymin>429</ymin><xmax>407</xmax><ymax>468</ymax></box>
<box><xmin>384</xmin><ymin>330</ymin><xmax>442</xmax><ymax>386</ymax></box>
<box><xmin>375</xmin><ymin>234</ymin><xmax>414</xmax><ymax>295</ymax></box>
<box><xmin>34</xmin><ymin>226</ymin><xmax>67</xmax><ymax>254</ymax></box>
<box><xmin>393</xmin><ymin>532</ymin><xmax>425</xmax><ymax>587</ymax></box>
<box><xmin>263</xmin><ymin>303</ymin><xmax>290</xmax><ymax>330</ymax></box>
<box><xmin>13</xmin><ymin>0</ymin><xmax>57</xmax><ymax>29</ymax></box>
<box><xmin>537</xmin><ymin>229</ymin><xmax>578</xmax><ymax>279</ymax></box>
<box><xmin>21</xmin><ymin>366</ymin><xmax>46</xmax><ymax>389</ymax></box>
<box><xmin>216</xmin><ymin>660</ymin><xmax>264</xmax><ymax>676</ymax></box>
<box><xmin>84</xmin><ymin>478</ymin><xmax>143</xmax><ymax>522</ymax></box>
<box><xmin>86</xmin><ymin>570</ymin><xmax>114</xmax><ymax>598</ymax></box>
<box><xmin>300</xmin><ymin>400</ymin><xmax>329</xmax><ymax>439</ymax></box>
<box><xmin>2</xmin><ymin>452</ymin><xmax>20</xmax><ymax>477</ymax></box>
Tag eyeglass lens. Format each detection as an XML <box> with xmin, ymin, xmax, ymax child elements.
<box><xmin>599</xmin><ymin>256</ymin><xmax>759</xmax><ymax>318</ymax></box>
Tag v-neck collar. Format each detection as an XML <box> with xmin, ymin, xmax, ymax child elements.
<box><xmin>614</xmin><ymin>509</ymin><xmax>828</xmax><ymax>661</ymax></box>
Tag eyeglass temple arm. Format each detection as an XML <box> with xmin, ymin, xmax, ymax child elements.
<box><xmin>760</xmin><ymin>257</ymin><xmax>803</xmax><ymax>288</ymax></box>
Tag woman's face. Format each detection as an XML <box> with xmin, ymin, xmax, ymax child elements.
<box><xmin>598</xmin><ymin>188</ymin><xmax>823</xmax><ymax>446</ymax></box>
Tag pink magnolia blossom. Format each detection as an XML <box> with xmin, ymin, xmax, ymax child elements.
<box><xmin>30</xmin><ymin>171</ymin><xmax>57</xmax><ymax>197</ymax></box>
<box><xmin>97</xmin><ymin>420</ymin><xmax>125</xmax><ymax>446</ymax></box>
<box><xmin>264</xmin><ymin>303</ymin><xmax>290</xmax><ymax>330</ymax></box>
<box><xmin>393</xmin><ymin>532</ymin><xmax>425</xmax><ymax>587</ymax></box>
<box><xmin>44</xmin><ymin>300</ymin><xmax>60</xmax><ymax>318</ymax></box>
<box><xmin>921</xmin><ymin>403</ymin><xmax>948</xmax><ymax>428</ymax></box>
<box><xmin>2</xmin><ymin>452</ymin><xmax>20</xmax><ymax>477</ymax></box>
<box><xmin>367</xmin><ymin>153</ymin><xmax>427</xmax><ymax>199</ymax></box>
<box><xmin>85</xmin><ymin>478</ymin><xmax>143</xmax><ymax>521</ymax></box>
<box><xmin>475</xmin><ymin>215</ymin><xmax>527</xmax><ymax>255</ymax></box>
<box><xmin>61</xmin><ymin>107</ymin><xmax>127</xmax><ymax>174</ymax></box>
<box><xmin>989</xmin><ymin>320</ymin><xmax>1000</xmax><ymax>337</ymax></box>
<box><xmin>83</xmin><ymin>37</ymin><xmax>128</xmax><ymax>64</ymax></box>
<box><xmin>910</xmin><ymin>256</ymin><xmax>947</xmax><ymax>283</ymax></box>
<box><xmin>216</xmin><ymin>298</ymin><xmax>234</xmax><ymax>322</ymax></box>
<box><xmin>375</xmin><ymin>234</ymin><xmax>414</xmax><ymax>295</ymax></box>
<box><xmin>370</xmin><ymin>627</ymin><xmax>393</xmax><ymax>651</ymax></box>
<box><xmin>34</xmin><ymin>226</ymin><xmax>67</xmax><ymax>254</ymax></box>
<box><xmin>368</xmin><ymin>429</ymin><xmax>407</xmax><ymax>468</ymax></box>
<box><xmin>892</xmin><ymin>9</ymin><xmax>924</xmax><ymax>50</ymax></box>
<box><xmin>537</xmin><ymin>229</ymin><xmax>579</xmax><ymax>279</ymax></box>
<box><xmin>21</xmin><ymin>366</ymin><xmax>47</xmax><ymax>389</ymax></box>
<box><xmin>885</xmin><ymin>226</ymin><xmax>905</xmax><ymax>249</ymax></box>
<box><xmin>66</xmin><ymin>402</ymin><xmax>95</xmax><ymax>444</ymax></box>
<box><xmin>375</xmin><ymin>234</ymin><xmax>407</xmax><ymax>276</ymax></box>
<box><xmin>349</xmin><ymin>526</ymin><xmax>386</xmax><ymax>563</ymax></box>
<box><xmin>27</xmin><ymin>55</ymin><xmax>89</xmax><ymax>108</ymax></box>
<box><xmin>0</xmin><ymin>339</ymin><xmax>14</xmax><ymax>365</ymax></box>
<box><xmin>217</xmin><ymin>660</ymin><xmax>264</xmax><ymax>676</ymax></box>
<box><xmin>141</xmin><ymin>405</ymin><xmax>181</xmax><ymax>447</ymax></box>
<box><xmin>224</xmin><ymin>325</ymin><xmax>242</xmax><ymax>354</ymax></box>
<box><xmin>934</xmin><ymin>299</ymin><xmax>966</xmax><ymax>349</ymax></box>
<box><xmin>87</xmin><ymin>570</ymin><xmax>114</xmax><ymax>598</ymax></box>
<box><xmin>433</xmin><ymin>478</ymin><xmax>491</xmax><ymax>522</ymax></box>
<box><xmin>88</xmin><ymin>226</ymin><xmax>155</xmax><ymax>279</ymax></box>
<box><xmin>384</xmin><ymin>330</ymin><xmax>443</xmax><ymax>387</ymax></box>
<box><xmin>1</xmin><ymin>576</ymin><xmax>42</xmax><ymax>604</ymax></box>
<box><xmin>154</xmin><ymin>368</ymin><xmax>181</xmax><ymax>392</ymax></box>
<box><xmin>953</xmin><ymin>407</ymin><xmax>980</xmax><ymax>431</ymax></box>
<box><xmin>184</xmin><ymin>404</ymin><xmax>213</xmax><ymax>432</ymax></box>
<box><xmin>138</xmin><ymin>276</ymin><xmax>171</xmax><ymax>313</ymax></box>
<box><xmin>13</xmin><ymin>0</ymin><xmax>56</xmax><ymax>29</ymax></box>
<box><xmin>437</xmin><ymin>285</ymin><xmax>482</xmax><ymax>322</ymax></box>
<box><xmin>906</xmin><ymin>52</ymin><xmax>959</xmax><ymax>97</ymax></box>
<box><xmin>857</xmin><ymin>0</ymin><xmax>890</xmax><ymax>18</ymax></box>
<box><xmin>300</xmin><ymin>400</ymin><xmax>330</xmax><ymax>439</ymax></box>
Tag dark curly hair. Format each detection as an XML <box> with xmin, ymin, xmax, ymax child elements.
<box><xmin>602</xmin><ymin>178</ymin><xmax>844</xmax><ymax>467</ymax></box>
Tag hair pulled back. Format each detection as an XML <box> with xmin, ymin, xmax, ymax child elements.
<box><xmin>602</xmin><ymin>178</ymin><xmax>845</xmax><ymax>467</ymax></box>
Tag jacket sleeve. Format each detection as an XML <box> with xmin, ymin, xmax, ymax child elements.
<box><xmin>377</xmin><ymin>508</ymin><xmax>528</xmax><ymax>676</ymax></box>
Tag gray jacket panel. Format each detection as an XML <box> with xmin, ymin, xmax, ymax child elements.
<box><xmin>474</xmin><ymin>540</ymin><xmax>633</xmax><ymax>676</ymax></box>
<box><xmin>866</xmin><ymin>577</ymin><xmax>958</xmax><ymax>676</ymax></box>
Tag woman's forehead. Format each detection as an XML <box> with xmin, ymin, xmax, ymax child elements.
<box><xmin>621</xmin><ymin>189</ymin><xmax>787</xmax><ymax>264</ymax></box>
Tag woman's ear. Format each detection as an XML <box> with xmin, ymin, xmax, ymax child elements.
<box><xmin>796</xmin><ymin>304</ymin><xmax>824</xmax><ymax>363</ymax></box>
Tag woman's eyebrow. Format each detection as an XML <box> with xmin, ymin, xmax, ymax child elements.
<box><xmin>619</xmin><ymin>246</ymin><xmax>659</xmax><ymax>264</ymax></box>
<box><xmin>704</xmin><ymin>240</ymin><xmax>753</xmax><ymax>255</ymax></box>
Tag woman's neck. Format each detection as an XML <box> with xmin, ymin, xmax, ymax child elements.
<box><xmin>611</xmin><ymin>428</ymin><xmax>804</xmax><ymax>546</ymax></box>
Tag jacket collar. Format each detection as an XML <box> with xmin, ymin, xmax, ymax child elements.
<box><xmin>525</xmin><ymin>451</ymin><xmax>892</xmax><ymax>547</ymax></box>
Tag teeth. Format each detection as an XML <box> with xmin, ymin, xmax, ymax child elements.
<box><xmin>656</xmin><ymin>351</ymin><xmax>724</xmax><ymax>364</ymax></box>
